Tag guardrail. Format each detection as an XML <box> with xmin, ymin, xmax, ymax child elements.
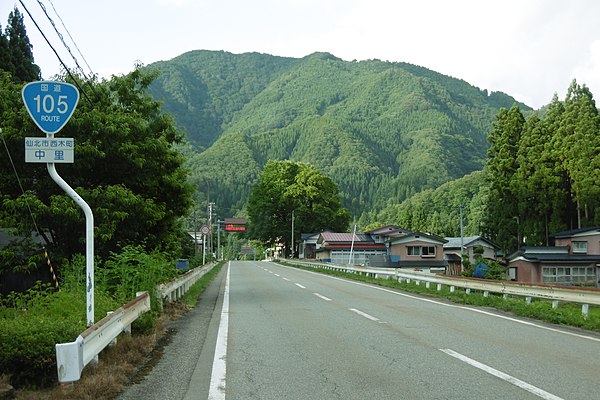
<box><xmin>285</xmin><ymin>260</ymin><xmax>600</xmax><ymax>318</ymax></box>
<box><xmin>55</xmin><ymin>291</ymin><xmax>151</xmax><ymax>383</ymax></box>
<box><xmin>156</xmin><ymin>262</ymin><xmax>216</xmax><ymax>307</ymax></box>
<box><xmin>55</xmin><ymin>262</ymin><xmax>219</xmax><ymax>383</ymax></box>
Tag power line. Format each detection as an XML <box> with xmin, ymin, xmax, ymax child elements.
<box><xmin>46</xmin><ymin>0</ymin><xmax>94</xmax><ymax>77</ymax></box>
<box><xmin>17</xmin><ymin>0</ymin><xmax>93</xmax><ymax>106</ymax></box>
<box><xmin>34</xmin><ymin>0</ymin><xmax>93</xmax><ymax>81</ymax></box>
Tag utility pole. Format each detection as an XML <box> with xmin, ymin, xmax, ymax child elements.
<box><xmin>291</xmin><ymin>210</ymin><xmax>295</xmax><ymax>258</ymax></box>
<box><xmin>208</xmin><ymin>202</ymin><xmax>215</xmax><ymax>258</ymax></box>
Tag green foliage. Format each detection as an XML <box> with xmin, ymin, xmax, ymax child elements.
<box><xmin>0</xmin><ymin>68</ymin><xmax>193</xmax><ymax>263</ymax></box>
<box><xmin>0</xmin><ymin>282</ymin><xmax>119</xmax><ymax>387</ymax></box>
<box><xmin>0</xmin><ymin>7</ymin><xmax>41</xmax><ymax>82</ymax></box>
<box><xmin>95</xmin><ymin>245</ymin><xmax>179</xmax><ymax>305</ymax></box>
<box><xmin>247</xmin><ymin>160</ymin><xmax>350</xmax><ymax>254</ymax></box>
<box><xmin>146</xmin><ymin>51</ymin><xmax>528</xmax><ymax>221</ymax></box>
<box><xmin>482</xmin><ymin>80</ymin><xmax>600</xmax><ymax>251</ymax></box>
<box><xmin>374</xmin><ymin>170</ymin><xmax>488</xmax><ymax>236</ymax></box>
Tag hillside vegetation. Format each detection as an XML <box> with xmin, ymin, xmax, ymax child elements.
<box><xmin>146</xmin><ymin>50</ymin><xmax>530</xmax><ymax>222</ymax></box>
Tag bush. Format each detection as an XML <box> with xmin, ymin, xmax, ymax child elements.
<box><xmin>0</xmin><ymin>284</ymin><xmax>118</xmax><ymax>387</ymax></box>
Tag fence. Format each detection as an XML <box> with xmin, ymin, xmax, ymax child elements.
<box><xmin>287</xmin><ymin>260</ymin><xmax>600</xmax><ymax>318</ymax></box>
<box><xmin>55</xmin><ymin>262</ymin><xmax>218</xmax><ymax>383</ymax></box>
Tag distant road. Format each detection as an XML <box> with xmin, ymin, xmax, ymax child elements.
<box><xmin>120</xmin><ymin>261</ymin><xmax>600</xmax><ymax>400</ymax></box>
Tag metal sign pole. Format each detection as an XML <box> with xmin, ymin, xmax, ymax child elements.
<box><xmin>47</xmin><ymin>163</ymin><xmax>94</xmax><ymax>326</ymax></box>
<box><xmin>21</xmin><ymin>81</ymin><xmax>93</xmax><ymax>325</ymax></box>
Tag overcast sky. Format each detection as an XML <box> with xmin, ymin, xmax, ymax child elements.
<box><xmin>2</xmin><ymin>0</ymin><xmax>600</xmax><ymax>109</ymax></box>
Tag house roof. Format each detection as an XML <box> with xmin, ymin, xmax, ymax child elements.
<box><xmin>551</xmin><ymin>226</ymin><xmax>600</xmax><ymax>239</ymax></box>
<box><xmin>389</xmin><ymin>231</ymin><xmax>448</xmax><ymax>244</ymax></box>
<box><xmin>511</xmin><ymin>252</ymin><xmax>600</xmax><ymax>263</ymax></box>
<box><xmin>365</xmin><ymin>225</ymin><xmax>406</xmax><ymax>236</ymax></box>
<box><xmin>443</xmin><ymin>235</ymin><xmax>498</xmax><ymax>249</ymax></box>
<box><xmin>319</xmin><ymin>232</ymin><xmax>372</xmax><ymax>243</ymax></box>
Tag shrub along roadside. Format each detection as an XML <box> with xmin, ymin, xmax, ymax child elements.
<box><xmin>6</xmin><ymin>261</ymin><xmax>224</xmax><ymax>400</ymax></box>
<box><xmin>277</xmin><ymin>261</ymin><xmax>600</xmax><ymax>333</ymax></box>
<box><xmin>0</xmin><ymin>246</ymin><xmax>213</xmax><ymax>390</ymax></box>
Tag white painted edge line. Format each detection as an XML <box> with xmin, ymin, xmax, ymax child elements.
<box><xmin>295</xmin><ymin>283</ymin><xmax>306</xmax><ymax>289</ymax></box>
<box><xmin>440</xmin><ymin>349</ymin><xmax>564</xmax><ymax>400</ymax></box>
<box><xmin>349</xmin><ymin>308</ymin><xmax>380</xmax><ymax>322</ymax></box>
<box><xmin>208</xmin><ymin>262</ymin><xmax>230</xmax><ymax>400</ymax></box>
<box><xmin>282</xmin><ymin>266</ymin><xmax>600</xmax><ymax>343</ymax></box>
<box><xmin>313</xmin><ymin>293</ymin><xmax>332</xmax><ymax>301</ymax></box>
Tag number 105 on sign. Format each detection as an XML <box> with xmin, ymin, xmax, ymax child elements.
<box><xmin>22</xmin><ymin>81</ymin><xmax>80</xmax><ymax>135</ymax></box>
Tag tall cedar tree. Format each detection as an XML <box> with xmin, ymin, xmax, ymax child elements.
<box><xmin>246</xmin><ymin>160</ymin><xmax>350</xmax><ymax>256</ymax></box>
<box><xmin>483</xmin><ymin>105</ymin><xmax>524</xmax><ymax>253</ymax></box>
<box><xmin>555</xmin><ymin>80</ymin><xmax>600</xmax><ymax>227</ymax></box>
<box><xmin>2</xmin><ymin>7</ymin><xmax>40</xmax><ymax>82</ymax></box>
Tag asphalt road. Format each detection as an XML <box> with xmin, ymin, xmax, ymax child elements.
<box><xmin>120</xmin><ymin>261</ymin><xmax>600</xmax><ymax>400</ymax></box>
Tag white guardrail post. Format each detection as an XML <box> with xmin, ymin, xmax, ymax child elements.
<box><xmin>56</xmin><ymin>291</ymin><xmax>151</xmax><ymax>383</ymax></box>
<box><xmin>55</xmin><ymin>262</ymin><xmax>218</xmax><ymax>383</ymax></box>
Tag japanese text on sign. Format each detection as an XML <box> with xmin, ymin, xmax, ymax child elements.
<box><xmin>25</xmin><ymin>137</ymin><xmax>75</xmax><ymax>163</ymax></box>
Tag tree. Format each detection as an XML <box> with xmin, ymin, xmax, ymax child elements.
<box><xmin>246</xmin><ymin>160</ymin><xmax>350</xmax><ymax>255</ymax></box>
<box><xmin>483</xmin><ymin>105</ymin><xmax>524</xmax><ymax>253</ymax></box>
<box><xmin>0</xmin><ymin>68</ymin><xmax>192</xmax><ymax>264</ymax></box>
<box><xmin>3</xmin><ymin>7</ymin><xmax>40</xmax><ymax>82</ymax></box>
<box><xmin>555</xmin><ymin>80</ymin><xmax>600</xmax><ymax>227</ymax></box>
<box><xmin>0</xmin><ymin>22</ymin><xmax>10</xmax><ymax>73</ymax></box>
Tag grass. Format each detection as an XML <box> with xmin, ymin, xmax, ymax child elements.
<box><xmin>277</xmin><ymin>261</ymin><xmax>600</xmax><ymax>333</ymax></box>
<box><xmin>8</xmin><ymin>261</ymin><xmax>224</xmax><ymax>400</ymax></box>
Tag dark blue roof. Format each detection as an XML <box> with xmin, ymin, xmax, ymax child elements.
<box><xmin>551</xmin><ymin>226</ymin><xmax>600</xmax><ymax>239</ymax></box>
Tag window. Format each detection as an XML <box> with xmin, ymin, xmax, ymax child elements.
<box><xmin>406</xmin><ymin>246</ymin><xmax>436</xmax><ymax>257</ymax></box>
<box><xmin>422</xmin><ymin>246</ymin><xmax>436</xmax><ymax>257</ymax></box>
<box><xmin>572</xmin><ymin>241</ymin><xmax>587</xmax><ymax>254</ymax></box>
<box><xmin>407</xmin><ymin>246</ymin><xmax>420</xmax><ymax>256</ymax></box>
<box><xmin>542</xmin><ymin>266</ymin><xmax>596</xmax><ymax>286</ymax></box>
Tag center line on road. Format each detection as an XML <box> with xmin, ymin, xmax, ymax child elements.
<box><xmin>349</xmin><ymin>308</ymin><xmax>379</xmax><ymax>322</ymax></box>
<box><xmin>313</xmin><ymin>293</ymin><xmax>332</xmax><ymax>301</ymax></box>
<box><xmin>295</xmin><ymin>283</ymin><xmax>306</xmax><ymax>289</ymax></box>
<box><xmin>274</xmin><ymin>273</ymin><xmax>280</xmax><ymax>277</ymax></box>
<box><xmin>282</xmin><ymin>277</ymin><xmax>290</xmax><ymax>281</ymax></box>
<box><xmin>440</xmin><ymin>349</ymin><xmax>564</xmax><ymax>400</ymax></box>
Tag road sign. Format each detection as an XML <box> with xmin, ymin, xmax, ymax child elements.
<box><xmin>200</xmin><ymin>225</ymin><xmax>211</xmax><ymax>236</ymax></box>
<box><xmin>25</xmin><ymin>137</ymin><xmax>74</xmax><ymax>163</ymax></box>
<box><xmin>22</xmin><ymin>81</ymin><xmax>80</xmax><ymax>135</ymax></box>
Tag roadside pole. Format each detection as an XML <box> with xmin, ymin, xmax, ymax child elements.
<box><xmin>22</xmin><ymin>81</ymin><xmax>95</xmax><ymax>326</ymax></box>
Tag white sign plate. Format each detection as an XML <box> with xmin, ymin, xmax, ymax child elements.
<box><xmin>25</xmin><ymin>137</ymin><xmax>74</xmax><ymax>163</ymax></box>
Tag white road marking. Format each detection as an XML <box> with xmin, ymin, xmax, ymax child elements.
<box><xmin>349</xmin><ymin>308</ymin><xmax>380</xmax><ymax>321</ymax></box>
<box><xmin>313</xmin><ymin>293</ymin><xmax>332</xmax><ymax>301</ymax></box>
<box><xmin>274</xmin><ymin>273</ymin><xmax>280</xmax><ymax>277</ymax></box>
<box><xmin>295</xmin><ymin>283</ymin><xmax>306</xmax><ymax>289</ymax></box>
<box><xmin>286</xmin><ymin>267</ymin><xmax>600</xmax><ymax>343</ymax></box>
<box><xmin>208</xmin><ymin>262</ymin><xmax>230</xmax><ymax>400</ymax></box>
<box><xmin>282</xmin><ymin>277</ymin><xmax>290</xmax><ymax>281</ymax></box>
<box><xmin>440</xmin><ymin>349</ymin><xmax>564</xmax><ymax>400</ymax></box>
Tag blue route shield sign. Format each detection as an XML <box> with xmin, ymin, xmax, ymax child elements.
<box><xmin>22</xmin><ymin>81</ymin><xmax>80</xmax><ymax>135</ymax></box>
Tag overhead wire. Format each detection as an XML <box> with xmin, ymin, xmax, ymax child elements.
<box><xmin>46</xmin><ymin>0</ymin><xmax>94</xmax><ymax>78</ymax></box>
<box><xmin>17</xmin><ymin>0</ymin><xmax>94</xmax><ymax>106</ymax></box>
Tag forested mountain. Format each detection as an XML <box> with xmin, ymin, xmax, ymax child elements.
<box><xmin>145</xmin><ymin>50</ymin><xmax>530</xmax><ymax>221</ymax></box>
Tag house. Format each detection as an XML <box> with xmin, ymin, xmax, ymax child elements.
<box><xmin>298</xmin><ymin>232</ymin><xmax>320</xmax><ymax>259</ymax></box>
<box><xmin>386</xmin><ymin>230</ymin><xmax>448</xmax><ymax>272</ymax></box>
<box><xmin>443</xmin><ymin>235</ymin><xmax>500</xmax><ymax>275</ymax></box>
<box><xmin>315</xmin><ymin>232</ymin><xmax>387</xmax><ymax>265</ymax></box>
<box><xmin>506</xmin><ymin>227</ymin><xmax>600</xmax><ymax>287</ymax></box>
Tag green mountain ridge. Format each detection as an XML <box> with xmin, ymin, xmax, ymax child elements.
<box><xmin>145</xmin><ymin>50</ymin><xmax>531</xmax><ymax>221</ymax></box>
